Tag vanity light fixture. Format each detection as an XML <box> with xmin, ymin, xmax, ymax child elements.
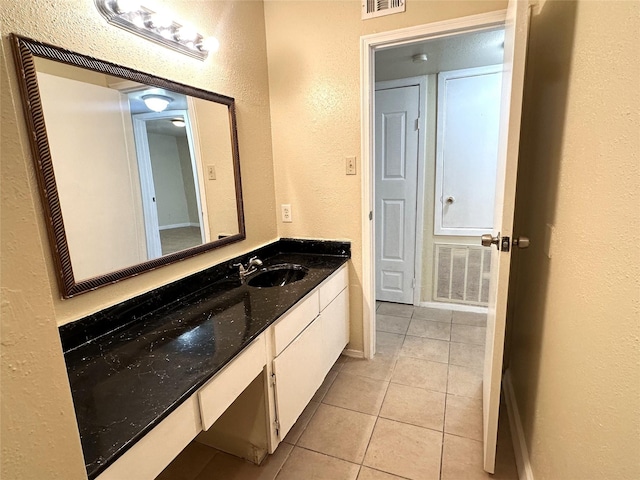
<box><xmin>142</xmin><ymin>94</ymin><xmax>173</xmax><ymax>112</ymax></box>
<box><xmin>94</xmin><ymin>0</ymin><xmax>219</xmax><ymax>60</ymax></box>
<box><xmin>171</xmin><ymin>118</ymin><xmax>186</xmax><ymax>127</ymax></box>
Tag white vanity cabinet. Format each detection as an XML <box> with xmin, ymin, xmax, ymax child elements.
<box><xmin>270</xmin><ymin>264</ymin><xmax>349</xmax><ymax>442</ymax></box>
<box><xmin>96</xmin><ymin>263</ymin><xmax>349</xmax><ymax>480</ymax></box>
<box><xmin>97</xmin><ymin>335</ymin><xmax>268</xmax><ymax>480</ymax></box>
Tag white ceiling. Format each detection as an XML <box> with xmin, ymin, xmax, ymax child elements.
<box><xmin>145</xmin><ymin>118</ymin><xmax>189</xmax><ymax>137</ymax></box>
<box><xmin>375</xmin><ymin>28</ymin><xmax>505</xmax><ymax>82</ymax></box>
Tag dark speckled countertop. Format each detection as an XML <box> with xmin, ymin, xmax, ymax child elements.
<box><xmin>60</xmin><ymin>239</ymin><xmax>349</xmax><ymax>479</ymax></box>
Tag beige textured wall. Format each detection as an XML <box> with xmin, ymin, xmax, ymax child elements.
<box><xmin>264</xmin><ymin>0</ymin><xmax>506</xmax><ymax>350</ymax></box>
<box><xmin>36</xmin><ymin>71</ymin><xmax>147</xmax><ymax>280</ymax></box>
<box><xmin>192</xmin><ymin>98</ymin><xmax>240</xmax><ymax>238</ymax></box>
<box><xmin>1</xmin><ymin>1</ymin><xmax>276</xmax><ymax>478</ymax></box>
<box><xmin>1</xmin><ymin>0</ymin><xmax>277</xmax><ymax>325</ymax></box>
<box><xmin>508</xmin><ymin>0</ymin><xmax>640</xmax><ymax>478</ymax></box>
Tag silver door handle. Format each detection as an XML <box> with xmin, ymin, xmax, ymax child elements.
<box><xmin>481</xmin><ymin>233</ymin><xmax>500</xmax><ymax>248</ymax></box>
<box><xmin>444</xmin><ymin>196</ymin><xmax>455</xmax><ymax>205</ymax></box>
<box><xmin>512</xmin><ymin>236</ymin><xmax>530</xmax><ymax>248</ymax></box>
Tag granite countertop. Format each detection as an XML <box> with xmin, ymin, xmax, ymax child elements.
<box><xmin>60</xmin><ymin>240</ymin><xmax>349</xmax><ymax>479</ymax></box>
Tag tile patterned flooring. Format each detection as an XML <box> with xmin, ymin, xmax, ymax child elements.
<box><xmin>157</xmin><ymin>303</ymin><xmax>518</xmax><ymax>480</ymax></box>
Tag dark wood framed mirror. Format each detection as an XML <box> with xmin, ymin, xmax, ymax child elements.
<box><xmin>11</xmin><ymin>34</ymin><xmax>245</xmax><ymax>298</ymax></box>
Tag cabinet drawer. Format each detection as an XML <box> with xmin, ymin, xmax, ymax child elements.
<box><xmin>272</xmin><ymin>291</ymin><xmax>319</xmax><ymax>357</ymax></box>
<box><xmin>198</xmin><ymin>335</ymin><xmax>266</xmax><ymax>430</ymax></box>
<box><xmin>96</xmin><ymin>395</ymin><xmax>201</xmax><ymax>480</ymax></box>
<box><xmin>319</xmin><ymin>265</ymin><xmax>348</xmax><ymax>311</ymax></box>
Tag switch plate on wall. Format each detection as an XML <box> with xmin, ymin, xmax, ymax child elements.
<box><xmin>346</xmin><ymin>156</ymin><xmax>356</xmax><ymax>175</ymax></box>
<box><xmin>281</xmin><ymin>204</ymin><xmax>292</xmax><ymax>223</ymax></box>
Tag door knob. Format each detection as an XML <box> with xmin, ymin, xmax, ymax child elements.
<box><xmin>481</xmin><ymin>233</ymin><xmax>500</xmax><ymax>248</ymax></box>
<box><xmin>512</xmin><ymin>236</ymin><xmax>530</xmax><ymax>248</ymax></box>
<box><xmin>444</xmin><ymin>196</ymin><xmax>455</xmax><ymax>205</ymax></box>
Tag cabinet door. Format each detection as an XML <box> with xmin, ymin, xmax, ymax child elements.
<box><xmin>320</xmin><ymin>288</ymin><xmax>349</xmax><ymax>373</ymax></box>
<box><xmin>434</xmin><ymin>65</ymin><xmax>502</xmax><ymax>236</ymax></box>
<box><xmin>272</xmin><ymin>317</ymin><xmax>324</xmax><ymax>439</ymax></box>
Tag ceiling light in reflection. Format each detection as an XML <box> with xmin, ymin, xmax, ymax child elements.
<box><xmin>142</xmin><ymin>94</ymin><xmax>173</xmax><ymax>112</ymax></box>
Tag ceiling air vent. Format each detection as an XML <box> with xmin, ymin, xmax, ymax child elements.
<box><xmin>362</xmin><ymin>0</ymin><xmax>406</xmax><ymax>20</ymax></box>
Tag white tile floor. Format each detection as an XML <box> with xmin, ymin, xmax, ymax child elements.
<box><xmin>157</xmin><ymin>303</ymin><xmax>518</xmax><ymax>480</ymax></box>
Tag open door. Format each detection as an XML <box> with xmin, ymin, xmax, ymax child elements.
<box><xmin>482</xmin><ymin>0</ymin><xmax>531</xmax><ymax>472</ymax></box>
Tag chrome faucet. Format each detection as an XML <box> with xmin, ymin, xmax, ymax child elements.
<box><xmin>234</xmin><ymin>256</ymin><xmax>263</xmax><ymax>280</ymax></box>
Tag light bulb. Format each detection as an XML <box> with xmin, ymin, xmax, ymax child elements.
<box><xmin>160</xmin><ymin>28</ymin><xmax>174</xmax><ymax>39</ymax></box>
<box><xmin>176</xmin><ymin>25</ymin><xmax>198</xmax><ymax>43</ymax></box>
<box><xmin>112</xmin><ymin>0</ymin><xmax>139</xmax><ymax>14</ymax></box>
<box><xmin>148</xmin><ymin>12</ymin><xmax>173</xmax><ymax>29</ymax></box>
<box><xmin>131</xmin><ymin>12</ymin><xmax>145</xmax><ymax>28</ymax></box>
<box><xmin>171</xmin><ymin>118</ymin><xmax>186</xmax><ymax>127</ymax></box>
<box><xmin>198</xmin><ymin>36</ymin><xmax>219</xmax><ymax>53</ymax></box>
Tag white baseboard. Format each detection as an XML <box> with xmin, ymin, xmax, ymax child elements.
<box><xmin>418</xmin><ymin>301</ymin><xmax>488</xmax><ymax>314</ymax></box>
<box><xmin>159</xmin><ymin>222</ymin><xmax>199</xmax><ymax>230</ymax></box>
<box><xmin>503</xmin><ymin>370</ymin><xmax>535</xmax><ymax>480</ymax></box>
<box><xmin>342</xmin><ymin>348</ymin><xmax>364</xmax><ymax>359</ymax></box>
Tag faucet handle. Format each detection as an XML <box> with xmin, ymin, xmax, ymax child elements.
<box><xmin>248</xmin><ymin>256</ymin><xmax>263</xmax><ymax>266</ymax></box>
<box><xmin>232</xmin><ymin>262</ymin><xmax>246</xmax><ymax>273</ymax></box>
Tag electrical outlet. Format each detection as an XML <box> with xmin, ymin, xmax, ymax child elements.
<box><xmin>281</xmin><ymin>204</ymin><xmax>292</xmax><ymax>223</ymax></box>
<box><xmin>346</xmin><ymin>156</ymin><xmax>357</xmax><ymax>175</ymax></box>
<box><xmin>207</xmin><ymin>165</ymin><xmax>216</xmax><ymax>180</ymax></box>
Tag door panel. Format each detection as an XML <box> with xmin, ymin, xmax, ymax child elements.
<box><xmin>381</xmin><ymin>199</ymin><xmax>404</xmax><ymax>259</ymax></box>
<box><xmin>483</xmin><ymin>0</ymin><xmax>531</xmax><ymax>472</ymax></box>
<box><xmin>435</xmin><ymin>65</ymin><xmax>502</xmax><ymax>236</ymax></box>
<box><xmin>375</xmin><ymin>85</ymin><xmax>420</xmax><ymax>304</ymax></box>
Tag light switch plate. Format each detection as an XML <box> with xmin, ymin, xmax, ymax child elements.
<box><xmin>346</xmin><ymin>156</ymin><xmax>356</xmax><ymax>175</ymax></box>
<box><xmin>281</xmin><ymin>204</ymin><xmax>292</xmax><ymax>223</ymax></box>
<box><xmin>544</xmin><ymin>223</ymin><xmax>554</xmax><ymax>259</ymax></box>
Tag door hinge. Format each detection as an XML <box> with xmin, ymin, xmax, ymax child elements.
<box><xmin>274</xmin><ymin>419</ymin><xmax>280</xmax><ymax>437</ymax></box>
<box><xmin>270</xmin><ymin>373</ymin><xmax>276</xmax><ymax>387</ymax></box>
<box><xmin>411</xmin><ymin>278</ymin><xmax>416</xmax><ymax>288</ymax></box>
<box><xmin>415</xmin><ymin>118</ymin><xmax>420</xmax><ymax>130</ymax></box>
<box><xmin>369</xmin><ymin>211</ymin><xmax>373</xmax><ymax>221</ymax></box>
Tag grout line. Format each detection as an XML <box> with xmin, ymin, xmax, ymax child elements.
<box><xmin>271</xmin><ymin>443</ymin><xmax>295</xmax><ymax>480</ymax></box>
<box><xmin>376</xmin><ymin>412</ymin><xmax>446</xmax><ymax>435</ymax></box>
<box><xmin>293</xmin><ymin>445</ymin><xmax>362</xmax><ymax>470</ymax></box>
<box><xmin>320</xmin><ymin>393</ymin><xmax>389</xmax><ymax>418</ymax></box>
<box><xmin>361</xmin><ymin>414</ymin><xmax>381</xmax><ymax>468</ymax></box>
<box><xmin>442</xmin><ymin>430</ymin><xmax>484</xmax><ymax>443</ymax></box>
<box><xmin>363</xmin><ymin>465</ymin><xmax>414</xmax><ymax>480</ymax></box>
<box><xmin>439</xmin><ymin>334</ymin><xmax>455</xmax><ymax>480</ymax></box>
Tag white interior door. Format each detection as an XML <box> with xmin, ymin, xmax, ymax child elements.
<box><xmin>483</xmin><ymin>0</ymin><xmax>531</xmax><ymax>472</ymax></box>
<box><xmin>435</xmin><ymin>65</ymin><xmax>502</xmax><ymax>236</ymax></box>
<box><xmin>375</xmin><ymin>85</ymin><xmax>420</xmax><ymax>304</ymax></box>
<box><xmin>132</xmin><ymin>115</ymin><xmax>162</xmax><ymax>259</ymax></box>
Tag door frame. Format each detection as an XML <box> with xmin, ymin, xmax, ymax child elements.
<box><xmin>132</xmin><ymin>109</ymin><xmax>208</xmax><ymax>258</ymax></box>
<box><xmin>360</xmin><ymin>10</ymin><xmax>507</xmax><ymax>359</ymax></box>
<box><xmin>374</xmin><ymin>76</ymin><xmax>427</xmax><ymax>307</ymax></box>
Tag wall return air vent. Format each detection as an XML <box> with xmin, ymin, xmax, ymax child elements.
<box><xmin>362</xmin><ymin>0</ymin><xmax>406</xmax><ymax>20</ymax></box>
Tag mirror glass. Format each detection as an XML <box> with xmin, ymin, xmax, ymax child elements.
<box><xmin>12</xmin><ymin>36</ymin><xmax>245</xmax><ymax>297</ymax></box>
